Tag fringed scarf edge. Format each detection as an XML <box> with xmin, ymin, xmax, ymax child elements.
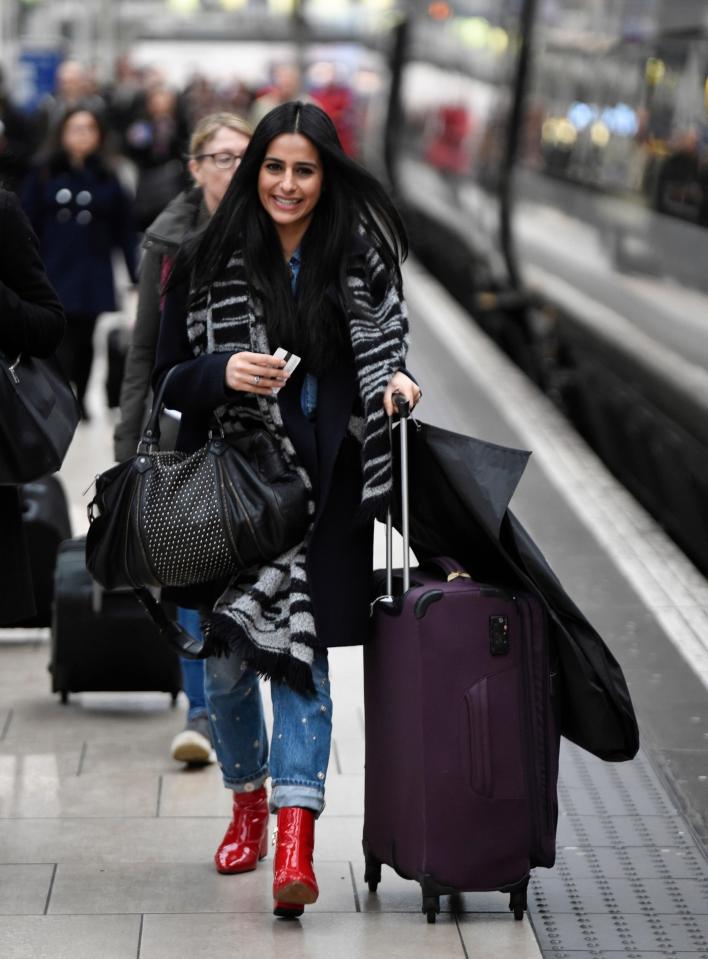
<box><xmin>202</xmin><ymin>609</ymin><xmax>317</xmax><ymax>695</ymax></box>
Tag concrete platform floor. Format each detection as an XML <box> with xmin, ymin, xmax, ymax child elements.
<box><xmin>0</xmin><ymin>304</ymin><xmax>544</xmax><ymax>957</ymax></box>
<box><xmin>6</xmin><ymin>259</ymin><xmax>708</xmax><ymax>958</ymax></box>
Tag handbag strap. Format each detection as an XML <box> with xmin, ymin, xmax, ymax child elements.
<box><xmin>132</xmin><ymin>586</ymin><xmax>210</xmax><ymax>660</ymax></box>
<box><xmin>138</xmin><ymin>365</ymin><xmax>180</xmax><ymax>453</ymax></box>
<box><xmin>138</xmin><ymin>362</ymin><xmax>224</xmax><ymax>454</ymax></box>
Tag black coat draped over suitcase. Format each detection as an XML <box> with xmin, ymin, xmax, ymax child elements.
<box><xmin>390</xmin><ymin>421</ymin><xmax>639</xmax><ymax>764</ymax></box>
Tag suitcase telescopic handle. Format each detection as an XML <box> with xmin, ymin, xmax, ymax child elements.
<box><xmin>385</xmin><ymin>393</ymin><xmax>411</xmax><ymax>598</ymax></box>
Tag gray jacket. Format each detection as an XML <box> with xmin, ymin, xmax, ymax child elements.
<box><xmin>113</xmin><ymin>187</ymin><xmax>207</xmax><ymax>461</ymax></box>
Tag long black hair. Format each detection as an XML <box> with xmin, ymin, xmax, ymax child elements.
<box><xmin>172</xmin><ymin>101</ymin><xmax>407</xmax><ymax>375</ymax></box>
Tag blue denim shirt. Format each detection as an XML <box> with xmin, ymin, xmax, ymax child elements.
<box><xmin>288</xmin><ymin>249</ymin><xmax>318</xmax><ymax>420</ymax></box>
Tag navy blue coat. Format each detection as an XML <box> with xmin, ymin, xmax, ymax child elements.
<box><xmin>21</xmin><ymin>155</ymin><xmax>138</xmax><ymax>316</ymax></box>
<box><xmin>153</xmin><ymin>279</ymin><xmax>376</xmax><ymax>649</ymax></box>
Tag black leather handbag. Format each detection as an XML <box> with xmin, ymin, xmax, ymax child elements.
<box><xmin>0</xmin><ymin>352</ymin><xmax>79</xmax><ymax>485</ymax></box>
<box><xmin>85</xmin><ymin>366</ymin><xmax>309</xmax><ymax>592</ymax></box>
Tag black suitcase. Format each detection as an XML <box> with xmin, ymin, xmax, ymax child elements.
<box><xmin>16</xmin><ymin>476</ymin><xmax>72</xmax><ymax>627</ymax></box>
<box><xmin>105</xmin><ymin>326</ymin><xmax>128</xmax><ymax>409</ymax></box>
<box><xmin>50</xmin><ymin>537</ymin><xmax>183</xmax><ymax>703</ymax></box>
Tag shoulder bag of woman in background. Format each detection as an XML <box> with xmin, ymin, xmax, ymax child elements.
<box><xmin>85</xmin><ymin>364</ymin><xmax>308</xmax><ymax>593</ymax></box>
<box><xmin>0</xmin><ymin>351</ymin><xmax>79</xmax><ymax>485</ymax></box>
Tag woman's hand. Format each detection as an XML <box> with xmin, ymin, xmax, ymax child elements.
<box><xmin>225</xmin><ymin>351</ymin><xmax>289</xmax><ymax>395</ymax></box>
<box><xmin>383</xmin><ymin>370</ymin><xmax>422</xmax><ymax>416</ymax></box>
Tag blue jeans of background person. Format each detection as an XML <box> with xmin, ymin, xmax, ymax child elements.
<box><xmin>204</xmin><ymin>648</ymin><xmax>332</xmax><ymax>817</ymax></box>
<box><xmin>177</xmin><ymin>607</ymin><xmax>208</xmax><ymax>721</ymax></box>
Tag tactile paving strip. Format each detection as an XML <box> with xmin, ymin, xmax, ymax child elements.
<box><xmin>528</xmin><ymin>743</ymin><xmax>708</xmax><ymax>958</ymax></box>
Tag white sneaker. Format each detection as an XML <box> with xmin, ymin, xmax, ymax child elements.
<box><xmin>170</xmin><ymin>715</ymin><xmax>215</xmax><ymax>765</ymax></box>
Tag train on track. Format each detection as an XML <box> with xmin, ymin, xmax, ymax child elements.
<box><xmin>369</xmin><ymin>0</ymin><xmax>708</xmax><ymax>576</ymax></box>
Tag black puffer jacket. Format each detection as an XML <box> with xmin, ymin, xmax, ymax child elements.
<box><xmin>113</xmin><ymin>187</ymin><xmax>207</xmax><ymax>462</ymax></box>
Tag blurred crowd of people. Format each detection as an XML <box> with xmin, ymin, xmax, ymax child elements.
<box><xmin>0</xmin><ymin>55</ymin><xmax>359</xmax><ymax>198</ymax></box>
<box><xmin>0</xmin><ymin>54</ymin><xmax>361</xmax><ymax>419</ymax></box>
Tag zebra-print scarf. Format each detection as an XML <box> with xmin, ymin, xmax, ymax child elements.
<box><xmin>189</xmin><ymin>241</ymin><xmax>409</xmax><ymax>692</ymax></box>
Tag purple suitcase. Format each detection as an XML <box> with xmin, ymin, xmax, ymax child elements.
<box><xmin>363</xmin><ymin>400</ymin><xmax>560</xmax><ymax>923</ymax></box>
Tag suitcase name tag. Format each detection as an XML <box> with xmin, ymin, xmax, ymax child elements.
<box><xmin>446</xmin><ymin>570</ymin><xmax>471</xmax><ymax>582</ymax></box>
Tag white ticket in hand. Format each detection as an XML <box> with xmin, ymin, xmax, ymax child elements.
<box><xmin>271</xmin><ymin>348</ymin><xmax>301</xmax><ymax>393</ymax></box>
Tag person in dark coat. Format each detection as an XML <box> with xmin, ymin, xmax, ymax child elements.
<box><xmin>154</xmin><ymin>101</ymin><xmax>420</xmax><ymax>917</ymax></box>
<box><xmin>113</xmin><ymin>111</ymin><xmax>252</xmax><ymax>462</ymax></box>
<box><xmin>21</xmin><ymin>106</ymin><xmax>138</xmax><ymax>420</ymax></box>
<box><xmin>113</xmin><ymin>111</ymin><xmax>253</xmax><ymax>769</ymax></box>
<box><xmin>0</xmin><ymin>188</ymin><xmax>65</xmax><ymax>625</ymax></box>
<box><xmin>123</xmin><ymin>84</ymin><xmax>190</xmax><ymax>232</ymax></box>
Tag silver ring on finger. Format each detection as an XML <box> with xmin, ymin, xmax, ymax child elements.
<box><xmin>253</xmin><ymin>374</ymin><xmax>261</xmax><ymax>385</ymax></box>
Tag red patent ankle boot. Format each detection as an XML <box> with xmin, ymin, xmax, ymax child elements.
<box><xmin>214</xmin><ymin>786</ymin><xmax>269</xmax><ymax>874</ymax></box>
<box><xmin>272</xmin><ymin>807</ymin><xmax>319</xmax><ymax>918</ymax></box>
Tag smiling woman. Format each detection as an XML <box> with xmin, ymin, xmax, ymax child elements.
<box><xmin>257</xmin><ymin>135</ymin><xmax>324</xmax><ymax>255</ymax></box>
<box><xmin>153</xmin><ymin>100</ymin><xmax>420</xmax><ymax>920</ymax></box>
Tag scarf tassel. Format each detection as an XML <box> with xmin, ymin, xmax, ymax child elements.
<box><xmin>202</xmin><ymin>610</ymin><xmax>317</xmax><ymax>695</ymax></box>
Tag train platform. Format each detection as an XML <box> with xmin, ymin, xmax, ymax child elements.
<box><xmin>2</xmin><ymin>261</ymin><xmax>708</xmax><ymax>959</ymax></box>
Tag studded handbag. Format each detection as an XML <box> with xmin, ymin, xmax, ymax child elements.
<box><xmin>85</xmin><ymin>365</ymin><xmax>309</xmax><ymax>592</ymax></box>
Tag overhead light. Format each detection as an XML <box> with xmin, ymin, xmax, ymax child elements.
<box><xmin>567</xmin><ymin>101</ymin><xmax>596</xmax><ymax>130</ymax></box>
<box><xmin>454</xmin><ymin>17</ymin><xmax>489</xmax><ymax>49</ymax></box>
<box><xmin>590</xmin><ymin>120</ymin><xmax>610</xmax><ymax>147</ymax></box>
<box><xmin>167</xmin><ymin>0</ymin><xmax>200</xmax><ymax>13</ymax></box>
<box><xmin>309</xmin><ymin>0</ymin><xmax>346</xmax><ymax>9</ymax></box>
<box><xmin>542</xmin><ymin>117</ymin><xmax>577</xmax><ymax>147</ymax></box>
<box><xmin>488</xmin><ymin>27</ymin><xmax>509</xmax><ymax>54</ymax></box>
<box><xmin>268</xmin><ymin>0</ymin><xmax>298</xmax><ymax>13</ymax></box>
<box><xmin>645</xmin><ymin>57</ymin><xmax>666</xmax><ymax>86</ymax></box>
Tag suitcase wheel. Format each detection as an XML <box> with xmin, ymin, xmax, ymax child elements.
<box><xmin>509</xmin><ymin>888</ymin><xmax>528</xmax><ymax>921</ymax></box>
<box><xmin>59</xmin><ymin>690</ymin><xmax>70</xmax><ymax>705</ymax></box>
<box><xmin>422</xmin><ymin>895</ymin><xmax>440</xmax><ymax>924</ymax></box>
<box><xmin>363</xmin><ymin>848</ymin><xmax>382</xmax><ymax>893</ymax></box>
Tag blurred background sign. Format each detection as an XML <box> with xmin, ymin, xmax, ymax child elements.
<box><xmin>15</xmin><ymin>47</ymin><xmax>63</xmax><ymax>112</ymax></box>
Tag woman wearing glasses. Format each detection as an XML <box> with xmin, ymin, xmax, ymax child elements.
<box><xmin>114</xmin><ymin>111</ymin><xmax>252</xmax><ymax>767</ymax></box>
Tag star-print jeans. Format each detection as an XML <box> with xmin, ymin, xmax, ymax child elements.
<box><xmin>204</xmin><ymin>648</ymin><xmax>332</xmax><ymax>817</ymax></box>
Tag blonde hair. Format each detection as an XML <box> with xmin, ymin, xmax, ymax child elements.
<box><xmin>189</xmin><ymin>112</ymin><xmax>252</xmax><ymax>156</ymax></box>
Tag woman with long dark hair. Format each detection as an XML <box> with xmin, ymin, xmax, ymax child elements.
<box><xmin>154</xmin><ymin>101</ymin><xmax>420</xmax><ymax>918</ymax></box>
<box><xmin>21</xmin><ymin>106</ymin><xmax>137</xmax><ymax>420</ymax></box>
